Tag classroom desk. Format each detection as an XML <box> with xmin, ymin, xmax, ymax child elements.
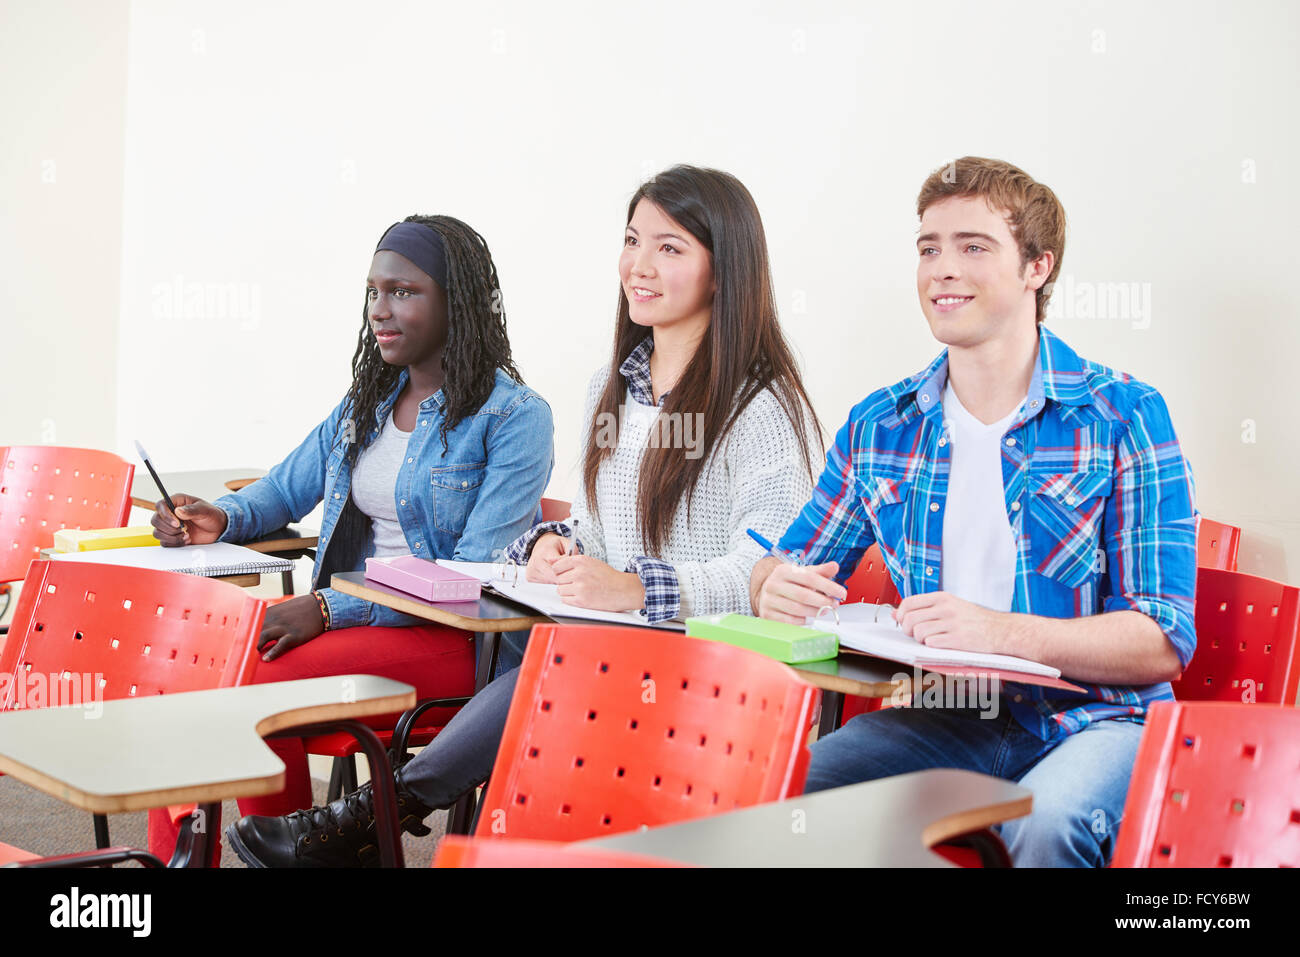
<box><xmin>0</xmin><ymin>675</ymin><xmax>415</xmax><ymax>867</ymax></box>
<box><xmin>577</xmin><ymin>769</ymin><xmax>1032</xmax><ymax>867</ymax></box>
<box><xmin>132</xmin><ymin>468</ymin><xmax>320</xmax><ymax>593</ymax></box>
<box><xmin>331</xmin><ymin>570</ymin><xmax>914</xmax><ymax>737</ymax></box>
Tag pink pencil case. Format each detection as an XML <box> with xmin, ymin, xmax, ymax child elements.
<box><xmin>364</xmin><ymin>555</ymin><xmax>482</xmax><ymax>603</ymax></box>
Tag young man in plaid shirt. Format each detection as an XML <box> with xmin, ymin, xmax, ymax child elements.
<box><xmin>751</xmin><ymin>157</ymin><xmax>1197</xmax><ymax>867</ymax></box>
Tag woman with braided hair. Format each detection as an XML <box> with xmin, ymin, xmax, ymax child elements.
<box><xmin>146</xmin><ymin>215</ymin><xmax>554</xmax><ymax>861</ymax></box>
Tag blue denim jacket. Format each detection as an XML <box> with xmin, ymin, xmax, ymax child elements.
<box><xmin>213</xmin><ymin>368</ymin><xmax>554</xmax><ymax>629</ymax></box>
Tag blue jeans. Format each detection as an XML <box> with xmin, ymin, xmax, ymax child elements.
<box><xmin>394</xmin><ymin>629</ymin><xmax>528</xmax><ymax>809</ymax></box>
<box><xmin>806</xmin><ymin>705</ymin><xmax>1145</xmax><ymax>867</ymax></box>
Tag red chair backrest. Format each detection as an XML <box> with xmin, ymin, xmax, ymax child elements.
<box><xmin>1197</xmin><ymin>516</ymin><xmax>1241</xmax><ymax>571</ymax></box>
<box><xmin>0</xmin><ymin>446</ymin><xmax>136</xmax><ymax>583</ymax></box>
<box><xmin>844</xmin><ymin>543</ymin><xmax>902</xmax><ymax>606</ymax></box>
<box><xmin>433</xmin><ymin>835</ymin><xmax>689</xmax><ymax>868</ymax></box>
<box><xmin>539</xmin><ymin>498</ymin><xmax>571</xmax><ymax>523</ymax></box>
<box><xmin>474</xmin><ymin>623</ymin><xmax>819</xmax><ymax>842</ymax></box>
<box><xmin>0</xmin><ymin>560</ymin><xmax>262</xmax><ymax>708</ymax></box>
<box><xmin>1113</xmin><ymin>700</ymin><xmax>1300</xmax><ymax>867</ymax></box>
<box><xmin>1172</xmin><ymin>568</ymin><xmax>1300</xmax><ymax>706</ymax></box>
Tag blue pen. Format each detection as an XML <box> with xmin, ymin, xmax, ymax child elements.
<box><xmin>746</xmin><ymin>529</ymin><xmax>805</xmax><ymax>566</ymax></box>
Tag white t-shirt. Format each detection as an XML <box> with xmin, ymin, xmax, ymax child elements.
<box><xmin>350</xmin><ymin>410</ymin><xmax>413</xmax><ymax>558</ymax></box>
<box><xmin>939</xmin><ymin>385</ymin><xmax>1024</xmax><ymax>612</ymax></box>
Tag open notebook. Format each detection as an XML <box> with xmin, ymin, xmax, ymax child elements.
<box><xmin>436</xmin><ymin>559</ymin><xmax>686</xmax><ymax>631</ymax></box>
<box><xmin>49</xmin><ymin>542</ymin><xmax>295</xmax><ymax>578</ymax></box>
<box><xmin>807</xmin><ymin>602</ymin><xmax>1062</xmax><ymax>679</ymax></box>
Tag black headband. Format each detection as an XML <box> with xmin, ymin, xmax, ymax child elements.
<box><xmin>375</xmin><ymin>221</ymin><xmax>448</xmax><ymax>290</ymax></box>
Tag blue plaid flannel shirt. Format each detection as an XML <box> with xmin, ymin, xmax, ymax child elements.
<box><xmin>505</xmin><ymin>339</ymin><xmax>682</xmax><ymax>623</ymax></box>
<box><xmin>778</xmin><ymin>326</ymin><xmax>1198</xmax><ymax>742</ymax></box>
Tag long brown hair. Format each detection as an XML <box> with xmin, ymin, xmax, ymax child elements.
<box><xmin>582</xmin><ymin>165</ymin><xmax>822</xmax><ymax>553</ymax></box>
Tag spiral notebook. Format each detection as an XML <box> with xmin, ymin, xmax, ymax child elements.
<box><xmin>49</xmin><ymin>542</ymin><xmax>296</xmax><ymax>578</ymax></box>
<box><xmin>434</xmin><ymin>559</ymin><xmax>686</xmax><ymax>630</ymax></box>
<box><xmin>806</xmin><ymin>603</ymin><xmax>1061</xmax><ymax>678</ymax></box>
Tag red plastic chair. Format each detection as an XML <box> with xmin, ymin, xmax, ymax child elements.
<box><xmin>1173</xmin><ymin>568</ymin><xmax>1300</xmax><ymax>706</ymax></box>
<box><xmin>306</xmin><ymin>503</ymin><xmax>577</xmax><ymax>798</ymax></box>
<box><xmin>1113</xmin><ymin>700</ymin><xmax>1300</xmax><ymax>867</ymax></box>
<box><xmin>0</xmin><ymin>446</ymin><xmax>135</xmax><ymax>585</ymax></box>
<box><xmin>468</xmin><ymin>623</ymin><xmax>818</xmax><ymax>843</ymax></box>
<box><xmin>1197</xmin><ymin>516</ymin><xmax>1241</xmax><ymax>571</ymax></box>
<box><xmin>540</xmin><ymin>497</ymin><xmax>571</xmax><ymax>523</ymax></box>
<box><xmin>0</xmin><ymin>559</ymin><xmax>264</xmax><ymax>863</ymax></box>
<box><xmin>839</xmin><ymin>544</ymin><xmax>903</xmax><ymax>726</ymax></box>
<box><xmin>432</xmin><ymin>834</ymin><xmax>689</xmax><ymax>868</ymax></box>
<box><xmin>843</xmin><ymin>543</ymin><xmax>902</xmax><ymax>608</ymax></box>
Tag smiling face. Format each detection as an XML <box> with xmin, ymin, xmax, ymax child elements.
<box><xmin>366</xmin><ymin>249</ymin><xmax>449</xmax><ymax>372</ymax></box>
<box><xmin>619</xmin><ymin>198</ymin><xmax>715</xmax><ymax>335</ymax></box>
<box><xmin>916</xmin><ymin>196</ymin><xmax>1052</xmax><ymax>351</ymax></box>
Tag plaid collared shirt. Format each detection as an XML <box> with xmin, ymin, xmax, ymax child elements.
<box><xmin>506</xmin><ymin>338</ymin><xmax>683</xmax><ymax>623</ymax></box>
<box><xmin>778</xmin><ymin>326</ymin><xmax>1198</xmax><ymax>742</ymax></box>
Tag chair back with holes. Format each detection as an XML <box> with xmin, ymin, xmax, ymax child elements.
<box><xmin>0</xmin><ymin>560</ymin><xmax>262</xmax><ymax>708</ymax></box>
<box><xmin>539</xmin><ymin>498</ymin><xmax>571</xmax><ymax>523</ymax></box>
<box><xmin>844</xmin><ymin>544</ymin><xmax>902</xmax><ymax>606</ymax></box>
<box><xmin>475</xmin><ymin>623</ymin><xmax>819</xmax><ymax>842</ymax></box>
<box><xmin>1172</xmin><ymin>568</ymin><xmax>1300</xmax><ymax>706</ymax></box>
<box><xmin>1196</xmin><ymin>516</ymin><xmax>1241</xmax><ymax>571</ymax></box>
<box><xmin>1113</xmin><ymin>700</ymin><xmax>1300</xmax><ymax>867</ymax></box>
<box><xmin>0</xmin><ymin>446</ymin><xmax>136</xmax><ymax>583</ymax></box>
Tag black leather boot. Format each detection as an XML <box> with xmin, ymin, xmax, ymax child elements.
<box><xmin>225</xmin><ymin>778</ymin><xmax>435</xmax><ymax>868</ymax></box>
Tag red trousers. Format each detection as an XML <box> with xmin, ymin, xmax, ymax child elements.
<box><xmin>146</xmin><ymin>623</ymin><xmax>474</xmax><ymax>864</ymax></box>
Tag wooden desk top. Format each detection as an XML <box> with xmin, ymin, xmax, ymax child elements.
<box><xmin>0</xmin><ymin>675</ymin><xmax>414</xmax><ymax>814</ymax></box>
<box><xmin>331</xmin><ymin>571</ymin><xmax>550</xmax><ymax>632</ymax></box>
<box><xmin>792</xmin><ymin>652</ymin><xmax>915</xmax><ymax>699</ymax></box>
<box><xmin>578</xmin><ymin>769</ymin><xmax>1031</xmax><ymax>867</ymax></box>
<box><xmin>333</xmin><ymin>572</ymin><xmax>916</xmax><ymax>696</ymax></box>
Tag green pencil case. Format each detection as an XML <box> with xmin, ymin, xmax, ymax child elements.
<box><xmin>685</xmin><ymin>613</ymin><xmax>839</xmax><ymax>664</ymax></box>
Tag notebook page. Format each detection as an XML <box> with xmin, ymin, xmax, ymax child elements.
<box><xmin>808</xmin><ymin>603</ymin><xmax>1060</xmax><ymax>678</ymax></box>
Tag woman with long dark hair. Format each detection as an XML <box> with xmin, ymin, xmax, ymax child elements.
<box><xmin>226</xmin><ymin>167</ymin><xmax>821</xmax><ymax>866</ymax></box>
<box><xmin>147</xmin><ymin>215</ymin><xmax>554</xmax><ymax>861</ymax></box>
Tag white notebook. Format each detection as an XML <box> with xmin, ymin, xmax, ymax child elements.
<box><xmin>807</xmin><ymin>602</ymin><xmax>1061</xmax><ymax>679</ymax></box>
<box><xmin>435</xmin><ymin>559</ymin><xmax>686</xmax><ymax>631</ymax></box>
<box><xmin>49</xmin><ymin>542</ymin><xmax>296</xmax><ymax>578</ymax></box>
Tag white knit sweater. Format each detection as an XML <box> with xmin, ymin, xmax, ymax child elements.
<box><xmin>568</xmin><ymin>363</ymin><xmax>818</xmax><ymax>618</ymax></box>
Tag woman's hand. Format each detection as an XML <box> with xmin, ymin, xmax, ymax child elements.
<box><xmin>151</xmin><ymin>493</ymin><xmax>228</xmax><ymax>547</ymax></box>
<box><xmin>525</xmin><ymin>533</ymin><xmax>571</xmax><ymax>584</ymax></box>
<box><xmin>257</xmin><ymin>595</ymin><xmax>327</xmax><ymax>662</ymax></box>
<box><xmin>552</xmin><ymin>554</ymin><xmax>646</xmax><ymax>612</ymax></box>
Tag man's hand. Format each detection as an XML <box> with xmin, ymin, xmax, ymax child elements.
<box><xmin>552</xmin><ymin>554</ymin><xmax>646</xmax><ymax>612</ymax></box>
<box><xmin>257</xmin><ymin>594</ymin><xmax>327</xmax><ymax>662</ymax></box>
<box><xmin>753</xmin><ymin>557</ymin><xmax>846</xmax><ymax>624</ymax></box>
<box><xmin>894</xmin><ymin>591</ymin><xmax>1007</xmax><ymax>654</ymax></box>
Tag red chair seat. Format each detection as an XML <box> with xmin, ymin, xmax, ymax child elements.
<box><xmin>0</xmin><ymin>842</ymin><xmax>40</xmax><ymax>865</ymax></box>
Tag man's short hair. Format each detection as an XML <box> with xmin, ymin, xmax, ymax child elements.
<box><xmin>916</xmin><ymin>157</ymin><xmax>1066</xmax><ymax>324</ymax></box>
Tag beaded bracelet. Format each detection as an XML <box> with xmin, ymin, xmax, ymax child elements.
<box><xmin>313</xmin><ymin>590</ymin><xmax>331</xmax><ymax>630</ymax></box>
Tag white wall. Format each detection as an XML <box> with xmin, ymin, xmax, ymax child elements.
<box><xmin>11</xmin><ymin>0</ymin><xmax>1300</xmax><ymax>582</ymax></box>
<box><xmin>0</xmin><ymin>0</ymin><xmax>129</xmax><ymax>449</ymax></box>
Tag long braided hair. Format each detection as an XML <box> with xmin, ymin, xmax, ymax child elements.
<box><xmin>333</xmin><ymin>214</ymin><xmax>523</xmax><ymax>460</ymax></box>
<box><xmin>321</xmin><ymin>215</ymin><xmax>522</xmax><ymax>572</ymax></box>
